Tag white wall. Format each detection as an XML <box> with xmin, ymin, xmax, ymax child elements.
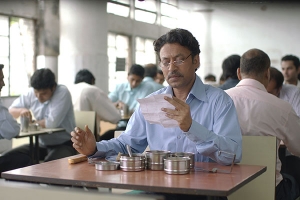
<box><xmin>205</xmin><ymin>2</ymin><xmax>300</xmax><ymax>81</ymax></box>
<box><xmin>0</xmin><ymin>0</ymin><xmax>37</xmax><ymax>18</ymax></box>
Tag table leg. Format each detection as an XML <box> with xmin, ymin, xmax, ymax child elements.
<box><xmin>34</xmin><ymin>135</ymin><xmax>39</xmax><ymax>164</ymax></box>
<box><xmin>29</xmin><ymin>136</ymin><xmax>34</xmax><ymax>164</ymax></box>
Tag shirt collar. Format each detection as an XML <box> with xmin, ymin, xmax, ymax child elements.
<box><xmin>164</xmin><ymin>75</ymin><xmax>208</xmax><ymax>102</ymax></box>
<box><xmin>235</xmin><ymin>78</ymin><xmax>267</xmax><ymax>92</ymax></box>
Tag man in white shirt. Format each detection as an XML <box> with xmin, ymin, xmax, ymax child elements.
<box><xmin>281</xmin><ymin>54</ymin><xmax>300</xmax><ymax>88</ymax></box>
<box><xmin>0</xmin><ymin>64</ymin><xmax>27</xmax><ymax>175</ymax></box>
<box><xmin>226</xmin><ymin>48</ymin><xmax>300</xmax><ymax>200</ymax></box>
<box><xmin>267</xmin><ymin>67</ymin><xmax>300</xmax><ymax>117</ymax></box>
<box><xmin>69</xmin><ymin>69</ymin><xmax>121</xmax><ymax>135</ymax></box>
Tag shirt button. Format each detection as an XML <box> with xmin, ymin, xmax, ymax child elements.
<box><xmin>177</xmin><ymin>136</ymin><xmax>181</xmax><ymax>139</ymax></box>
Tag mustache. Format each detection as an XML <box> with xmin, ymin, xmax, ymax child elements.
<box><xmin>167</xmin><ymin>71</ymin><xmax>183</xmax><ymax>79</ymax></box>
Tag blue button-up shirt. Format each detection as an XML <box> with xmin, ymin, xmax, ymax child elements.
<box><xmin>97</xmin><ymin>75</ymin><xmax>242</xmax><ymax>165</ymax></box>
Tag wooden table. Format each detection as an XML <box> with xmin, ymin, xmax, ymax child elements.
<box><xmin>2</xmin><ymin>157</ymin><xmax>266</xmax><ymax>198</ymax></box>
<box><xmin>16</xmin><ymin>128</ymin><xmax>65</xmax><ymax>164</ymax></box>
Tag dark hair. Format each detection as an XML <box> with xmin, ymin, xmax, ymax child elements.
<box><xmin>204</xmin><ymin>74</ymin><xmax>216</xmax><ymax>82</ymax></box>
<box><xmin>144</xmin><ymin>63</ymin><xmax>158</xmax><ymax>78</ymax></box>
<box><xmin>75</xmin><ymin>69</ymin><xmax>95</xmax><ymax>84</ymax></box>
<box><xmin>128</xmin><ymin>64</ymin><xmax>145</xmax><ymax>78</ymax></box>
<box><xmin>0</xmin><ymin>64</ymin><xmax>3</xmax><ymax>70</ymax></box>
<box><xmin>240</xmin><ymin>49</ymin><xmax>270</xmax><ymax>77</ymax></box>
<box><xmin>222</xmin><ymin>54</ymin><xmax>240</xmax><ymax>79</ymax></box>
<box><xmin>153</xmin><ymin>28</ymin><xmax>201</xmax><ymax>61</ymax></box>
<box><xmin>157</xmin><ymin>69</ymin><xmax>163</xmax><ymax>75</ymax></box>
<box><xmin>30</xmin><ymin>68</ymin><xmax>57</xmax><ymax>90</ymax></box>
<box><xmin>281</xmin><ymin>55</ymin><xmax>300</xmax><ymax>70</ymax></box>
<box><xmin>269</xmin><ymin>67</ymin><xmax>284</xmax><ymax>89</ymax></box>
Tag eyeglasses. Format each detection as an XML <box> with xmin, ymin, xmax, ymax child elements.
<box><xmin>160</xmin><ymin>53</ymin><xmax>192</xmax><ymax>69</ymax></box>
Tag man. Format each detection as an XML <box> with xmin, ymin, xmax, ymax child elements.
<box><xmin>0</xmin><ymin>65</ymin><xmax>27</xmax><ymax>175</ymax></box>
<box><xmin>267</xmin><ymin>67</ymin><xmax>300</xmax><ymax>117</ymax></box>
<box><xmin>155</xmin><ymin>69</ymin><xmax>165</xmax><ymax>85</ymax></box>
<box><xmin>218</xmin><ymin>54</ymin><xmax>240</xmax><ymax>90</ymax></box>
<box><xmin>0</xmin><ymin>64</ymin><xmax>20</xmax><ymax>140</ymax></box>
<box><xmin>4</xmin><ymin>68</ymin><xmax>76</xmax><ymax>170</ymax></box>
<box><xmin>226</xmin><ymin>48</ymin><xmax>300</xmax><ymax>200</ymax></box>
<box><xmin>143</xmin><ymin>63</ymin><xmax>164</xmax><ymax>91</ymax></box>
<box><xmin>281</xmin><ymin>54</ymin><xmax>300</xmax><ymax>88</ymax></box>
<box><xmin>71</xmin><ymin>29</ymin><xmax>242</xmax><ymax>199</ymax></box>
<box><xmin>69</xmin><ymin>69</ymin><xmax>121</xmax><ymax>134</ymax></box>
<box><xmin>108</xmin><ymin>64</ymin><xmax>155</xmax><ymax>113</ymax></box>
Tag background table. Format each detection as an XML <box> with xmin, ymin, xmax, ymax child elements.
<box><xmin>2</xmin><ymin>157</ymin><xmax>266</xmax><ymax>197</ymax></box>
<box><xmin>16</xmin><ymin>128</ymin><xmax>65</xmax><ymax>164</ymax></box>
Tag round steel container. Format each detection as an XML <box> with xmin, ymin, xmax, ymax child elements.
<box><xmin>145</xmin><ymin>150</ymin><xmax>170</xmax><ymax>170</ymax></box>
<box><xmin>164</xmin><ymin>157</ymin><xmax>190</xmax><ymax>175</ymax></box>
<box><xmin>120</xmin><ymin>153</ymin><xmax>145</xmax><ymax>172</ymax></box>
<box><xmin>95</xmin><ymin>161</ymin><xmax>119</xmax><ymax>171</ymax></box>
<box><xmin>168</xmin><ymin>152</ymin><xmax>195</xmax><ymax>169</ymax></box>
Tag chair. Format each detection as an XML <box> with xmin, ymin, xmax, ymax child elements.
<box><xmin>74</xmin><ymin>111</ymin><xmax>97</xmax><ymax>140</ymax></box>
<box><xmin>228</xmin><ymin>135</ymin><xmax>277</xmax><ymax>200</ymax></box>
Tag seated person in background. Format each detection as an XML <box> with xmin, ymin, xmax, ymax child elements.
<box><xmin>69</xmin><ymin>69</ymin><xmax>121</xmax><ymax>136</ymax></box>
<box><xmin>3</xmin><ymin>68</ymin><xmax>76</xmax><ymax>172</ymax></box>
<box><xmin>219</xmin><ymin>73</ymin><xmax>225</xmax><ymax>86</ymax></box>
<box><xmin>71</xmin><ymin>28</ymin><xmax>242</xmax><ymax>200</ymax></box>
<box><xmin>281</xmin><ymin>54</ymin><xmax>300</xmax><ymax>88</ymax></box>
<box><xmin>267</xmin><ymin>67</ymin><xmax>300</xmax><ymax>117</ymax></box>
<box><xmin>0</xmin><ymin>64</ymin><xmax>26</xmax><ymax>175</ymax></box>
<box><xmin>155</xmin><ymin>69</ymin><xmax>165</xmax><ymax>85</ymax></box>
<box><xmin>204</xmin><ymin>73</ymin><xmax>218</xmax><ymax>87</ymax></box>
<box><xmin>108</xmin><ymin>64</ymin><xmax>155</xmax><ymax>114</ymax></box>
<box><xmin>143</xmin><ymin>63</ymin><xmax>164</xmax><ymax>91</ymax></box>
<box><xmin>226</xmin><ymin>48</ymin><xmax>300</xmax><ymax>200</ymax></box>
<box><xmin>218</xmin><ymin>54</ymin><xmax>240</xmax><ymax>90</ymax></box>
<box><xmin>101</xmin><ymin>64</ymin><xmax>155</xmax><ymax>141</ymax></box>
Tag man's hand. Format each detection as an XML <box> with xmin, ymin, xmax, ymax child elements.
<box><xmin>161</xmin><ymin>96</ymin><xmax>192</xmax><ymax>132</ymax></box>
<box><xmin>71</xmin><ymin>125</ymin><xmax>96</xmax><ymax>156</ymax></box>
<box><xmin>20</xmin><ymin>109</ymin><xmax>32</xmax><ymax>122</ymax></box>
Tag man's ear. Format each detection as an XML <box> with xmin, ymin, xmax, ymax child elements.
<box><xmin>193</xmin><ymin>55</ymin><xmax>200</xmax><ymax>72</ymax></box>
<box><xmin>237</xmin><ymin>68</ymin><xmax>242</xmax><ymax>80</ymax></box>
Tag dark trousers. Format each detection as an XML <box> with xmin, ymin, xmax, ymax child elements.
<box><xmin>0</xmin><ymin>140</ymin><xmax>76</xmax><ymax>175</ymax></box>
<box><xmin>276</xmin><ymin>173</ymin><xmax>300</xmax><ymax>200</ymax></box>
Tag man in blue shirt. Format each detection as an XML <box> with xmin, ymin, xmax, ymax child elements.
<box><xmin>218</xmin><ymin>54</ymin><xmax>240</xmax><ymax>90</ymax></box>
<box><xmin>72</xmin><ymin>28</ymin><xmax>241</xmax><ymax>200</ymax></box>
<box><xmin>143</xmin><ymin>63</ymin><xmax>164</xmax><ymax>92</ymax></box>
<box><xmin>1</xmin><ymin>68</ymin><xmax>76</xmax><ymax>173</ymax></box>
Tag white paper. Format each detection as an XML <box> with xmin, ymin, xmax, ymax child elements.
<box><xmin>137</xmin><ymin>94</ymin><xmax>178</xmax><ymax>128</ymax></box>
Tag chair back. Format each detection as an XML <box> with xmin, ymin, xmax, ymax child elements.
<box><xmin>74</xmin><ymin>111</ymin><xmax>97</xmax><ymax>140</ymax></box>
<box><xmin>228</xmin><ymin>135</ymin><xmax>277</xmax><ymax>200</ymax></box>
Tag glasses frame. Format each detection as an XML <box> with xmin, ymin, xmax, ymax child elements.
<box><xmin>160</xmin><ymin>53</ymin><xmax>192</xmax><ymax>69</ymax></box>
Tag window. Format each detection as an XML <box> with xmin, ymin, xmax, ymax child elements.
<box><xmin>135</xmin><ymin>37</ymin><xmax>156</xmax><ymax>66</ymax></box>
<box><xmin>107</xmin><ymin>33</ymin><xmax>130</xmax><ymax>92</ymax></box>
<box><xmin>134</xmin><ymin>0</ymin><xmax>157</xmax><ymax>24</ymax></box>
<box><xmin>107</xmin><ymin>0</ymin><xmax>130</xmax><ymax>17</ymax></box>
<box><xmin>0</xmin><ymin>15</ymin><xmax>35</xmax><ymax>97</ymax></box>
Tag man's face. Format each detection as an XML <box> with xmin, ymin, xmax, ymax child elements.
<box><xmin>127</xmin><ymin>74</ymin><xmax>143</xmax><ymax>89</ymax></box>
<box><xmin>159</xmin><ymin>43</ymin><xmax>199</xmax><ymax>90</ymax></box>
<box><xmin>155</xmin><ymin>73</ymin><xmax>165</xmax><ymax>85</ymax></box>
<box><xmin>266</xmin><ymin>79</ymin><xmax>280</xmax><ymax>97</ymax></box>
<box><xmin>0</xmin><ymin>70</ymin><xmax>5</xmax><ymax>94</ymax></box>
<box><xmin>281</xmin><ymin>60</ymin><xmax>298</xmax><ymax>82</ymax></box>
<box><xmin>34</xmin><ymin>87</ymin><xmax>55</xmax><ymax>103</ymax></box>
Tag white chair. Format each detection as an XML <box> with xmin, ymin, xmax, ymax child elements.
<box><xmin>74</xmin><ymin>111</ymin><xmax>97</xmax><ymax>140</ymax></box>
<box><xmin>228</xmin><ymin>135</ymin><xmax>277</xmax><ymax>200</ymax></box>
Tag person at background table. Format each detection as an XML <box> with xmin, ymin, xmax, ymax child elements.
<box><xmin>204</xmin><ymin>73</ymin><xmax>219</xmax><ymax>87</ymax></box>
<box><xmin>0</xmin><ymin>64</ymin><xmax>20</xmax><ymax>140</ymax></box>
<box><xmin>218</xmin><ymin>54</ymin><xmax>240</xmax><ymax>90</ymax></box>
<box><xmin>225</xmin><ymin>48</ymin><xmax>300</xmax><ymax>200</ymax></box>
<box><xmin>155</xmin><ymin>69</ymin><xmax>165</xmax><ymax>85</ymax></box>
<box><xmin>143</xmin><ymin>63</ymin><xmax>164</xmax><ymax>91</ymax></box>
<box><xmin>281</xmin><ymin>54</ymin><xmax>300</xmax><ymax>88</ymax></box>
<box><xmin>267</xmin><ymin>67</ymin><xmax>300</xmax><ymax>117</ymax></box>
<box><xmin>108</xmin><ymin>64</ymin><xmax>155</xmax><ymax>114</ymax></box>
<box><xmin>5</xmin><ymin>68</ymin><xmax>76</xmax><ymax>168</ymax></box>
<box><xmin>69</xmin><ymin>69</ymin><xmax>121</xmax><ymax>136</ymax></box>
<box><xmin>0</xmin><ymin>64</ymin><xmax>29</xmax><ymax>175</ymax></box>
<box><xmin>72</xmin><ymin>28</ymin><xmax>242</xmax><ymax>200</ymax></box>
